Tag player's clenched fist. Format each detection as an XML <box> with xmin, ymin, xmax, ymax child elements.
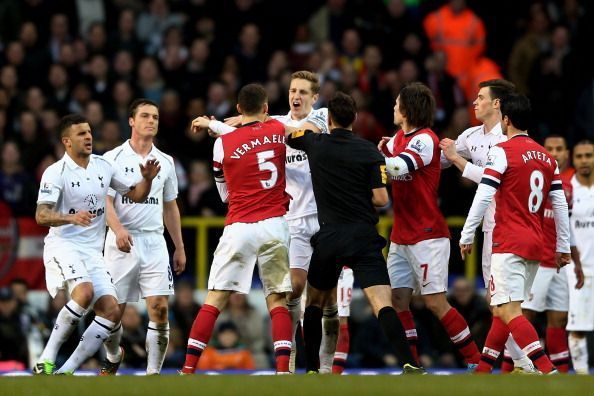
<box><xmin>69</xmin><ymin>210</ymin><xmax>96</xmax><ymax>227</ymax></box>
<box><xmin>140</xmin><ymin>158</ymin><xmax>160</xmax><ymax>181</ymax></box>
<box><xmin>115</xmin><ymin>227</ymin><xmax>134</xmax><ymax>253</ymax></box>
<box><xmin>191</xmin><ymin>116</ymin><xmax>211</xmax><ymax>134</ymax></box>
<box><xmin>439</xmin><ymin>138</ymin><xmax>458</xmax><ymax>161</ymax></box>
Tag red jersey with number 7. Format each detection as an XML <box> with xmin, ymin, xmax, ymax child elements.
<box><xmin>213</xmin><ymin>119</ymin><xmax>290</xmax><ymax>225</ymax></box>
<box><xmin>482</xmin><ymin>135</ymin><xmax>562</xmax><ymax>260</ymax></box>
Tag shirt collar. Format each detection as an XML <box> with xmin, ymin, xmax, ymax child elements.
<box><xmin>404</xmin><ymin>127</ymin><xmax>422</xmax><ymax>136</ymax></box>
<box><xmin>484</xmin><ymin>122</ymin><xmax>503</xmax><ymax>136</ymax></box>
<box><xmin>287</xmin><ymin>108</ymin><xmax>314</xmax><ymax>122</ymax></box>
<box><xmin>63</xmin><ymin>152</ymin><xmax>92</xmax><ymax>170</ymax></box>
<box><xmin>123</xmin><ymin>139</ymin><xmax>154</xmax><ymax>157</ymax></box>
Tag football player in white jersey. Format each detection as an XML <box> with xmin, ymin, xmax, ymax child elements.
<box><xmin>439</xmin><ymin>79</ymin><xmax>535</xmax><ymax>372</ymax></box>
<box><xmin>566</xmin><ymin>140</ymin><xmax>594</xmax><ymax>374</ymax></box>
<box><xmin>192</xmin><ymin>71</ymin><xmax>343</xmax><ymax>372</ymax></box>
<box><xmin>100</xmin><ymin>99</ymin><xmax>186</xmax><ymax>375</ymax></box>
<box><xmin>33</xmin><ymin>114</ymin><xmax>160</xmax><ymax>375</ymax></box>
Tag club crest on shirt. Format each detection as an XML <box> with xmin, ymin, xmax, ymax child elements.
<box><xmin>410</xmin><ymin>139</ymin><xmax>426</xmax><ymax>153</ymax></box>
<box><xmin>486</xmin><ymin>154</ymin><xmax>496</xmax><ymax>166</ymax></box>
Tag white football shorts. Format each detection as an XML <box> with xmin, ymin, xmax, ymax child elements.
<box><xmin>44</xmin><ymin>240</ymin><xmax>117</xmax><ymax>301</ymax></box>
<box><xmin>104</xmin><ymin>229</ymin><xmax>173</xmax><ymax>303</ymax></box>
<box><xmin>287</xmin><ymin>214</ymin><xmax>320</xmax><ymax>272</ymax></box>
<box><xmin>489</xmin><ymin>253</ymin><xmax>538</xmax><ymax>306</ymax></box>
<box><xmin>521</xmin><ymin>266</ymin><xmax>569</xmax><ymax>312</ymax></box>
<box><xmin>209</xmin><ymin>216</ymin><xmax>291</xmax><ymax>297</ymax></box>
<box><xmin>567</xmin><ymin>264</ymin><xmax>594</xmax><ymax>331</ymax></box>
<box><xmin>387</xmin><ymin>237</ymin><xmax>450</xmax><ymax>295</ymax></box>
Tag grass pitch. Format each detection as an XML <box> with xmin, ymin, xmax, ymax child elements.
<box><xmin>2</xmin><ymin>374</ymin><xmax>593</xmax><ymax>396</ymax></box>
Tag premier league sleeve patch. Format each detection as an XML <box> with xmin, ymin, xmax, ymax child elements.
<box><xmin>410</xmin><ymin>138</ymin><xmax>426</xmax><ymax>153</ymax></box>
<box><xmin>40</xmin><ymin>182</ymin><xmax>53</xmax><ymax>194</ymax></box>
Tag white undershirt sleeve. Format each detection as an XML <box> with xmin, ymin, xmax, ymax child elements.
<box><xmin>549</xmin><ymin>188</ymin><xmax>571</xmax><ymax>254</ymax></box>
<box><xmin>209</xmin><ymin>120</ymin><xmax>237</xmax><ymax>136</ymax></box>
<box><xmin>212</xmin><ymin>138</ymin><xmax>229</xmax><ymax>203</ymax></box>
<box><xmin>461</xmin><ymin>162</ymin><xmax>485</xmax><ymax>184</ymax></box>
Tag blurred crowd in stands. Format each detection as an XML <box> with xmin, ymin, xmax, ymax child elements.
<box><xmin>1</xmin><ymin>0</ymin><xmax>593</xmax><ymax>370</ymax></box>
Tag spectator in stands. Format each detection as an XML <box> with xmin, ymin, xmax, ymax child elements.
<box><xmin>0</xmin><ymin>287</ymin><xmax>28</xmax><ymax>367</ymax></box>
<box><xmin>197</xmin><ymin>321</ymin><xmax>255</xmax><ymax>370</ymax></box>
<box><xmin>423</xmin><ymin>0</ymin><xmax>486</xmax><ymax>81</ymax></box>
<box><xmin>218</xmin><ymin>294</ymin><xmax>270</xmax><ymax>369</ymax></box>
<box><xmin>448</xmin><ymin>277</ymin><xmax>491</xmax><ymax>351</ymax></box>
<box><xmin>507</xmin><ymin>4</ymin><xmax>551</xmax><ymax>94</ymax></box>
<box><xmin>171</xmin><ymin>280</ymin><xmax>201</xmax><ymax>342</ymax></box>
<box><xmin>0</xmin><ymin>141</ymin><xmax>37</xmax><ymax>217</ymax></box>
<box><xmin>181</xmin><ymin>160</ymin><xmax>225</xmax><ymax>217</ymax></box>
<box><xmin>120</xmin><ymin>305</ymin><xmax>148</xmax><ymax>368</ymax></box>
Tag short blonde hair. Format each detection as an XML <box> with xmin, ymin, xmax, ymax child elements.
<box><xmin>290</xmin><ymin>70</ymin><xmax>320</xmax><ymax>94</ymax></box>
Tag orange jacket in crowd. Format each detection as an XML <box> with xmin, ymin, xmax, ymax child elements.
<box><xmin>197</xmin><ymin>346</ymin><xmax>255</xmax><ymax>370</ymax></box>
<box><xmin>423</xmin><ymin>4</ymin><xmax>486</xmax><ymax>79</ymax></box>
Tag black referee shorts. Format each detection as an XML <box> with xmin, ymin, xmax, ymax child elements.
<box><xmin>307</xmin><ymin>223</ymin><xmax>390</xmax><ymax>291</ymax></box>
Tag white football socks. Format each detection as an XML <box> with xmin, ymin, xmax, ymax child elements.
<box><xmin>146</xmin><ymin>321</ymin><xmax>169</xmax><ymax>375</ymax></box>
<box><xmin>38</xmin><ymin>300</ymin><xmax>87</xmax><ymax>364</ymax></box>
<box><xmin>56</xmin><ymin>316</ymin><xmax>115</xmax><ymax>374</ymax></box>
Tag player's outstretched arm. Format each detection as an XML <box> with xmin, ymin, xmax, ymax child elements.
<box><xmin>164</xmin><ymin>199</ymin><xmax>186</xmax><ymax>275</ymax></box>
<box><xmin>35</xmin><ymin>203</ymin><xmax>95</xmax><ymax>227</ymax></box>
<box><xmin>125</xmin><ymin>159</ymin><xmax>160</xmax><ymax>203</ymax></box>
<box><xmin>105</xmin><ymin>195</ymin><xmax>133</xmax><ymax>253</ymax></box>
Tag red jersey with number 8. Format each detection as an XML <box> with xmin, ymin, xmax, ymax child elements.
<box><xmin>213</xmin><ymin>119</ymin><xmax>290</xmax><ymax>225</ymax></box>
<box><xmin>482</xmin><ymin>135</ymin><xmax>562</xmax><ymax>260</ymax></box>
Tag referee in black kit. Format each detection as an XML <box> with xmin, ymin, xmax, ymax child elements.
<box><xmin>286</xmin><ymin>92</ymin><xmax>424</xmax><ymax>374</ymax></box>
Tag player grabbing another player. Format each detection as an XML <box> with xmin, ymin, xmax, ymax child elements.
<box><xmin>180</xmin><ymin>84</ymin><xmax>293</xmax><ymax>374</ymax></box>
<box><xmin>460</xmin><ymin>93</ymin><xmax>570</xmax><ymax>374</ymax></box>
<box><xmin>194</xmin><ymin>71</ymin><xmax>339</xmax><ymax>372</ymax></box>
<box><xmin>100</xmin><ymin>99</ymin><xmax>186</xmax><ymax>375</ymax></box>
<box><xmin>33</xmin><ymin>114</ymin><xmax>159</xmax><ymax>375</ymax></box>
<box><xmin>287</xmin><ymin>91</ymin><xmax>422</xmax><ymax>374</ymax></box>
<box><xmin>440</xmin><ymin>79</ymin><xmax>534</xmax><ymax>372</ymax></box>
<box><xmin>382</xmin><ymin>82</ymin><xmax>481</xmax><ymax>369</ymax></box>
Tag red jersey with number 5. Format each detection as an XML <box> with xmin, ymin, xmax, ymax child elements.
<box><xmin>213</xmin><ymin>119</ymin><xmax>290</xmax><ymax>225</ymax></box>
<box><xmin>482</xmin><ymin>135</ymin><xmax>561</xmax><ymax>260</ymax></box>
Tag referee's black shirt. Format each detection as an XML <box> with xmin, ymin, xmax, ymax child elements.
<box><xmin>287</xmin><ymin>128</ymin><xmax>387</xmax><ymax>225</ymax></box>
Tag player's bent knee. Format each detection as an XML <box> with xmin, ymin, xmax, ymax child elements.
<box><xmin>71</xmin><ymin>282</ymin><xmax>94</xmax><ymax>308</ymax></box>
<box><xmin>94</xmin><ymin>295</ymin><xmax>121</xmax><ymax>322</ymax></box>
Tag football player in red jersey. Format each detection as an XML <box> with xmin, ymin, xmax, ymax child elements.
<box><xmin>181</xmin><ymin>84</ymin><xmax>293</xmax><ymax>374</ymax></box>
<box><xmin>460</xmin><ymin>93</ymin><xmax>571</xmax><ymax>374</ymax></box>
<box><xmin>381</xmin><ymin>82</ymin><xmax>481</xmax><ymax>368</ymax></box>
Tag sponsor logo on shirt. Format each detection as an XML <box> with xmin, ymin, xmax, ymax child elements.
<box><xmin>121</xmin><ymin>196</ymin><xmax>160</xmax><ymax>205</ymax></box>
<box><xmin>391</xmin><ymin>174</ymin><xmax>413</xmax><ymax>182</ymax></box>
<box><xmin>286</xmin><ymin>152</ymin><xmax>308</xmax><ymax>164</ymax></box>
<box><xmin>574</xmin><ymin>220</ymin><xmax>594</xmax><ymax>229</ymax></box>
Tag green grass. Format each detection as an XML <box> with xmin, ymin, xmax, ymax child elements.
<box><xmin>2</xmin><ymin>375</ymin><xmax>593</xmax><ymax>396</ymax></box>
